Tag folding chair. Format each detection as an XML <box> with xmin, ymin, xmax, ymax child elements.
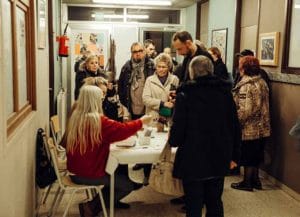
<box><xmin>47</xmin><ymin>138</ymin><xmax>108</xmax><ymax>217</ymax></box>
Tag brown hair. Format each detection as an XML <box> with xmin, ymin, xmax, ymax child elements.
<box><xmin>239</xmin><ymin>56</ymin><xmax>260</xmax><ymax>76</ymax></box>
<box><xmin>172</xmin><ymin>31</ymin><xmax>193</xmax><ymax>43</ymax></box>
<box><xmin>208</xmin><ymin>47</ymin><xmax>221</xmax><ymax>59</ymax></box>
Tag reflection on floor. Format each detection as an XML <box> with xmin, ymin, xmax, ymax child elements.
<box><xmin>37</xmin><ymin>171</ymin><xmax>300</xmax><ymax>217</ymax></box>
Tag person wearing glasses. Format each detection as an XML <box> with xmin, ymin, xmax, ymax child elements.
<box><xmin>118</xmin><ymin>42</ymin><xmax>155</xmax><ymax>120</ymax></box>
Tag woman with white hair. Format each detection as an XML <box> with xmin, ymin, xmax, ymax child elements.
<box><xmin>63</xmin><ymin>85</ymin><xmax>152</xmax><ymax>216</ymax></box>
<box><xmin>169</xmin><ymin>55</ymin><xmax>241</xmax><ymax>217</ymax></box>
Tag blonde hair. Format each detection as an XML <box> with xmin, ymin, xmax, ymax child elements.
<box><xmin>84</xmin><ymin>76</ymin><xmax>108</xmax><ymax>88</ymax></box>
<box><xmin>79</xmin><ymin>55</ymin><xmax>98</xmax><ymax>71</ymax></box>
<box><xmin>66</xmin><ymin>85</ymin><xmax>103</xmax><ymax>155</ymax></box>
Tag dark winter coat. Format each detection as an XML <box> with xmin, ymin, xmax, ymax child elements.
<box><xmin>214</xmin><ymin>58</ymin><xmax>229</xmax><ymax>80</ymax></box>
<box><xmin>118</xmin><ymin>57</ymin><xmax>155</xmax><ymax>114</ymax></box>
<box><xmin>175</xmin><ymin>45</ymin><xmax>214</xmax><ymax>83</ymax></box>
<box><xmin>74</xmin><ymin>69</ymin><xmax>107</xmax><ymax>100</ymax></box>
<box><xmin>169</xmin><ymin>75</ymin><xmax>241</xmax><ymax>180</ymax></box>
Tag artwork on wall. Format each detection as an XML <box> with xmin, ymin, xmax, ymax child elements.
<box><xmin>258</xmin><ymin>32</ymin><xmax>280</xmax><ymax>66</ymax></box>
<box><xmin>211</xmin><ymin>28</ymin><xmax>228</xmax><ymax>62</ymax></box>
<box><xmin>74</xmin><ymin>32</ymin><xmax>108</xmax><ymax>68</ymax></box>
<box><xmin>37</xmin><ymin>0</ymin><xmax>47</xmax><ymax>49</ymax></box>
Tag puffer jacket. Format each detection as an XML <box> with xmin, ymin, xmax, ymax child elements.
<box><xmin>232</xmin><ymin>75</ymin><xmax>271</xmax><ymax>140</ymax></box>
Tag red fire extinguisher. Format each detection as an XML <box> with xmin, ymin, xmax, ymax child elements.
<box><xmin>57</xmin><ymin>24</ymin><xmax>69</xmax><ymax>57</ymax></box>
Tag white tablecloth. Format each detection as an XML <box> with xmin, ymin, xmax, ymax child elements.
<box><xmin>105</xmin><ymin>131</ymin><xmax>168</xmax><ymax>175</ymax></box>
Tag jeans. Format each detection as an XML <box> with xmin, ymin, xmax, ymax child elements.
<box><xmin>70</xmin><ymin>166</ymin><xmax>134</xmax><ymax>205</ymax></box>
<box><xmin>183</xmin><ymin>177</ymin><xmax>224</xmax><ymax>217</ymax></box>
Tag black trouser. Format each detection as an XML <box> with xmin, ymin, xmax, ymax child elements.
<box><xmin>182</xmin><ymin>177</ymin><xmax>224</xmax><ymax>217</ymax></box>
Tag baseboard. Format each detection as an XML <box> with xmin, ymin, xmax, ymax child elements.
<box><xmin>260</xmin><ymin>170</ymin><xmax>300</xmax><ymax>202</ymax></box>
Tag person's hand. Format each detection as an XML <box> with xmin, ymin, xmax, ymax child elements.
<box><xmin>140</xmin><ymin>115</ymin><xmax>152</xmax><ymax>125</ymax></box>
<box><xmin>164</xmin><ymin>101</ymin><xmax>174</xmax><ymax>108</ymax></box>
<box><xmin>107</xmin><ymin>82</ymin><xmax>114</xmax><ymax>90</ymax></box>
<box><xmin>230</xmin><ymin>161</ymin><xmax>238</xmax><ymax>169</ymax></box>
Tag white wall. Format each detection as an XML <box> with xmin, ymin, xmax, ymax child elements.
<box><xmin>0</xmin><ymin>1</ymin><xmax>50</xmax><ymax>216</ymax></box>
<box><xmin>208</xmin><ymin>0</ymin><xmax>237</xmax><ymax>73</ymax></box>
<box><xmin>184</xmin><ymin>3</ymin><xmax>197</xmax><ymax>39</ymax></box>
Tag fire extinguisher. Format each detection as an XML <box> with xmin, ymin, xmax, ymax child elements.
<box><xmin>57</xmin><ymin>24</ymin><xmax>69</xmax><ymax>57</ymax></box>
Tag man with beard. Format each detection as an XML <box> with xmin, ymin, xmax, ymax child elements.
<box><xmin>172</xmin><ymin>31</ymin><xmax>213</xmax><ymax>84</ymax></box>
<box><xmin>170</xmin><ymin>31</ymin><xmax>214</xmax><ymax>211</ymax></box>
<box><xmin>144</xmin><ymin>39</ymin><xmax>157</xmax><ymax>60</ymax></box>
<box><xmin>118</xmin><ymin>42</ymin><xmax>155</xmax><ymax>120</ymax></box>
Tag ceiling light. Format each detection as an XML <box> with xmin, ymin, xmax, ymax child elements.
<box><xmin>92</xmin><ymin>0</ymin><xmax>172</xmax><ymax>6</ymax></box>
<box><xmin>103</xmin><ymin>14</ymin><xmax>149</xmax><ymax>19</ymax></box>
<box><xmin>295</xmin><ymin>4</ymin><xmax>300</xmax><ymax>9</ymax></box>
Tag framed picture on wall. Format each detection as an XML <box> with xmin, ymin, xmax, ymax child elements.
<box><xmin>37</xmin><ymin>0</ymin><xmax>46</xmax><ymax>49</ymax></box>
<box><xmin>258</xmin><ymin>32</ymin><xmax>280</xmax><ymax>66</ymax></box>
<box><xmin>211</xmin><ymin>28</ymin><xmax>228</xmax><ymax>63</ymax></box>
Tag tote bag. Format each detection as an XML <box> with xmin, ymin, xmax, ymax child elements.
<box><xmin>149</xmin><ymin>142</ymin><xmax>184</xmax><ymax>196</ymax></box>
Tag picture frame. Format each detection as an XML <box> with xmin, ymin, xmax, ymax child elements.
<box><xmin>258</xmin><ymin>32</ymin><xmax>280</xmax><ymax>66</ymax></box>
<box><xmin>211</xmin><ymin>28</ymin><xmax>228</xmax><ymax>63</ymax></box>
<box><xmin>37</xmin><ymin>0</ymin><xmax>47</xmax><ymax>49</ymax></box>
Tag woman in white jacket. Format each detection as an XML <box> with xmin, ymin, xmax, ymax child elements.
<box><xmin>135</xmin><ymin>53</ymin><xmax>179</xmax><ymax>184</ymax></box>
<box><xmin>142</xmin><ymin>53</ymin><xmax>179</xmax><ymax>128</ymax></box>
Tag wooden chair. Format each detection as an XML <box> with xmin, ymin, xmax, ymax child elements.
<box><xmin>47</xmin><ymin>138</ymin><xmax>108</xmax><ymax>217</ymax></box>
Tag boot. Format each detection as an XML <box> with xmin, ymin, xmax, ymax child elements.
<box><xmin>78</xmin><ymin>202</ymin><xmax>95</xmax><ymax>217</ymax></box>
<box><xmin>87</xmin><ymin>194</ymin><xmax>102</xmax><ymax>215</ymax></box>
<box><xmin>252</xmin><ymin>167</ymin><xmax>262</xmax><ymax>190</ymax></box>
<box><xmin>231</xmin><ymin>166</ymin><xmax>253</xmax><ymax>191</ymax></box>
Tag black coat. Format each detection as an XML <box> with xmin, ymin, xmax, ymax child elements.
<box><xmin>176</xmin><ymin>45</ymin><xmax>214</xmax><ymax>84</ymax></box>
<box><xmin>118</xmin><ymin>57</ymin><xmax>155</xmax><ymax>113</ymax></box>
<box><xmin>74</xmin><ymin>69</ymin><xmax>107</xmax><ymax>100</ymax></box>
<box><xmin>169</xmin><ymin>75</ymin><xmax>241</xmax><ymax>180</ymax></box>
<box><xmin>214</xmin><ymin>58</ymin><xmax>229</xmax><ymax>80</ymax></box>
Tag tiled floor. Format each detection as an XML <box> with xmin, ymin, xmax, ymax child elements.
<box><xmin>37</xmin><ymin>170</ymin><xmax>300</xmax><ymax>217</ymax></box>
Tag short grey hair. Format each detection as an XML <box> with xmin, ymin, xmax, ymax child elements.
<box><xmin>154</xmin><ymin>53</ymin><xmax>173</xmax><ymax>71</ymax></box>
<box><xmin>189</xmin><ymin>55</ymin><xmax>214</xmax><ymax>80</ymax></box>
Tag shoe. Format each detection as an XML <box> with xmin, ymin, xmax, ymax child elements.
<box><xmin>228</xmin><ymin>167</ymin><xmax>240</xmax><ymax>176</ymax></box>
<box><xmin>252</xmin><ymin>180</ymin><xmax>263</xmax><ymax>190</ymax></box>
<box><xmin>132</xmin><ymin>164</ymin><xmax>143</xmax><ymax>170</ymax></box>
<box><xmin>133</xmin><ymin>182</ymin><xmax>143</xmax><ymax>190</ymax></box>
<box><xmin>231</xmin><ymin>181</ymin><xmax>253</xmax><ymax>191</ymax></box>
<box><xmin>88</xmin><ymin>194</ymin><xmax>102</xmax><ymax>215</ymax></box>
<box><xmin>170</xmin><ymin>196</ymin><xmax>185</xmax><ymax>205</ymax></box>
<box><xmin>115</xmin><ymin>201</ymin><xmax>130</xmax><ymax>209</ymax></box>
<box><xmin>177</xmin><ymin>205</ymin><xmax>186</xmax><ymax>213</ymax></box>
<box><xmin>78</xmin><ymin>203</ymin><xmax>94</xmax><ymax>217</ymax></box>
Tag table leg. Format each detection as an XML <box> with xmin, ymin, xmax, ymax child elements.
<box><xmin>110</xmin><ymin>172</ymin><xmax>115</xmax><ymax>217</ymax></box>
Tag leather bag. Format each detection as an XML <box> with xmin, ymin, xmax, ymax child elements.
<box><xmin>149</xmin><ymin>142</ymin><xmax>184</xmax><ymax>196</ymax></box>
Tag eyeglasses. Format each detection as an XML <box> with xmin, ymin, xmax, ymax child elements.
<box><xmin>132</xmin><ymin>49</ymin><xmax>144</xmax><ymax>54</ymax></box>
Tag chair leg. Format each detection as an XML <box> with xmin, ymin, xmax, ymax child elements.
<box><xmin>42</xmin><ymin>184</ymin><xmax>53</xmax><ymax>204</ymax></box>
<box><xmin>98</xmin><ymin>188</ymin><xmax>108</xmax><ymax>217</ymax></box>
<box><xmin>50</xmin><ymin>188</ymin><xmax>65</xmax><ymax>217</ymax></box>
<box><xmin>48</xmin><ymin>186</ymin><xmax>61</xmax><ymax>217</ymax></box>
<box><xmin>62</xmin><ymin>190</ymin><xmax>76</xmax><ymax>217</ymax></box>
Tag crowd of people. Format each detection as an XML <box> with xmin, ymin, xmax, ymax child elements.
<box><xmin>64</xmin><ymin>30</ymin><xmax>271</xmax><ymax>217</ymax></box>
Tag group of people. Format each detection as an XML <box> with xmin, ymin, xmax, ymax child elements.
<box><xmin>63</xmin><ymin>30</ymin><xmax>271</xmax><ymax>217</ymax></box>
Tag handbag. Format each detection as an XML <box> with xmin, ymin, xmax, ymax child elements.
<box><xmin>149</xmin><ymin>142</ymin><xmax>184</xmax><ymax>196</ymax></box>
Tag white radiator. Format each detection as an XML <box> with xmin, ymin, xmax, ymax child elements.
<box><xmin>56</xmin><ymin>89</ymin><xmax>67</xmax><ymax>134</ymax></box>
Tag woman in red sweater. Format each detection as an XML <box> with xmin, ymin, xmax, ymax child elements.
<box><xmin>64</xmin><ymin>85</ymin><xmax>151</xmax><ymax>217</ymax></box>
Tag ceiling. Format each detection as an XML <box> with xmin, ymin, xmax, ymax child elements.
<box><xmin>62</xmin><ymin>0</ymin><xmax>197</xmax><ymax>8</ymax></box>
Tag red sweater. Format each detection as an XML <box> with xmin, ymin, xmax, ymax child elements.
<box><xmin>67</xmin><ymin>116</ymin><xmax>142</xmax><ymax>178</ymax></box>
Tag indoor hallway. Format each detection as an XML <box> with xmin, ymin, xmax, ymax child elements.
<box><xmin>37</xmin><ymin>171</ymin><xmax>300</xmax><ymax>217</ymax></box>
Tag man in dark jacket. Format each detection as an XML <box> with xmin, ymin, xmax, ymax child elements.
<box><xmin>172</xmin><ymin>31</ymin><xmax>214</xmax><ymax>84</ymax></box>
<box><xmin>118</xmin><ymin>42</ymin><xmax>155</xmax><ymax>120</ymax></box>
<box><xmin>169</xmin><ymin>55</ymin><xmax>241</xmax><ymax>217</ymax></box>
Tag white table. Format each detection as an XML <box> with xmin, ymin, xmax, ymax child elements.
<box><xmin>105</xmin><ymin>130</ymin><xmax>169</xmax><ymax>217</ymax></box>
